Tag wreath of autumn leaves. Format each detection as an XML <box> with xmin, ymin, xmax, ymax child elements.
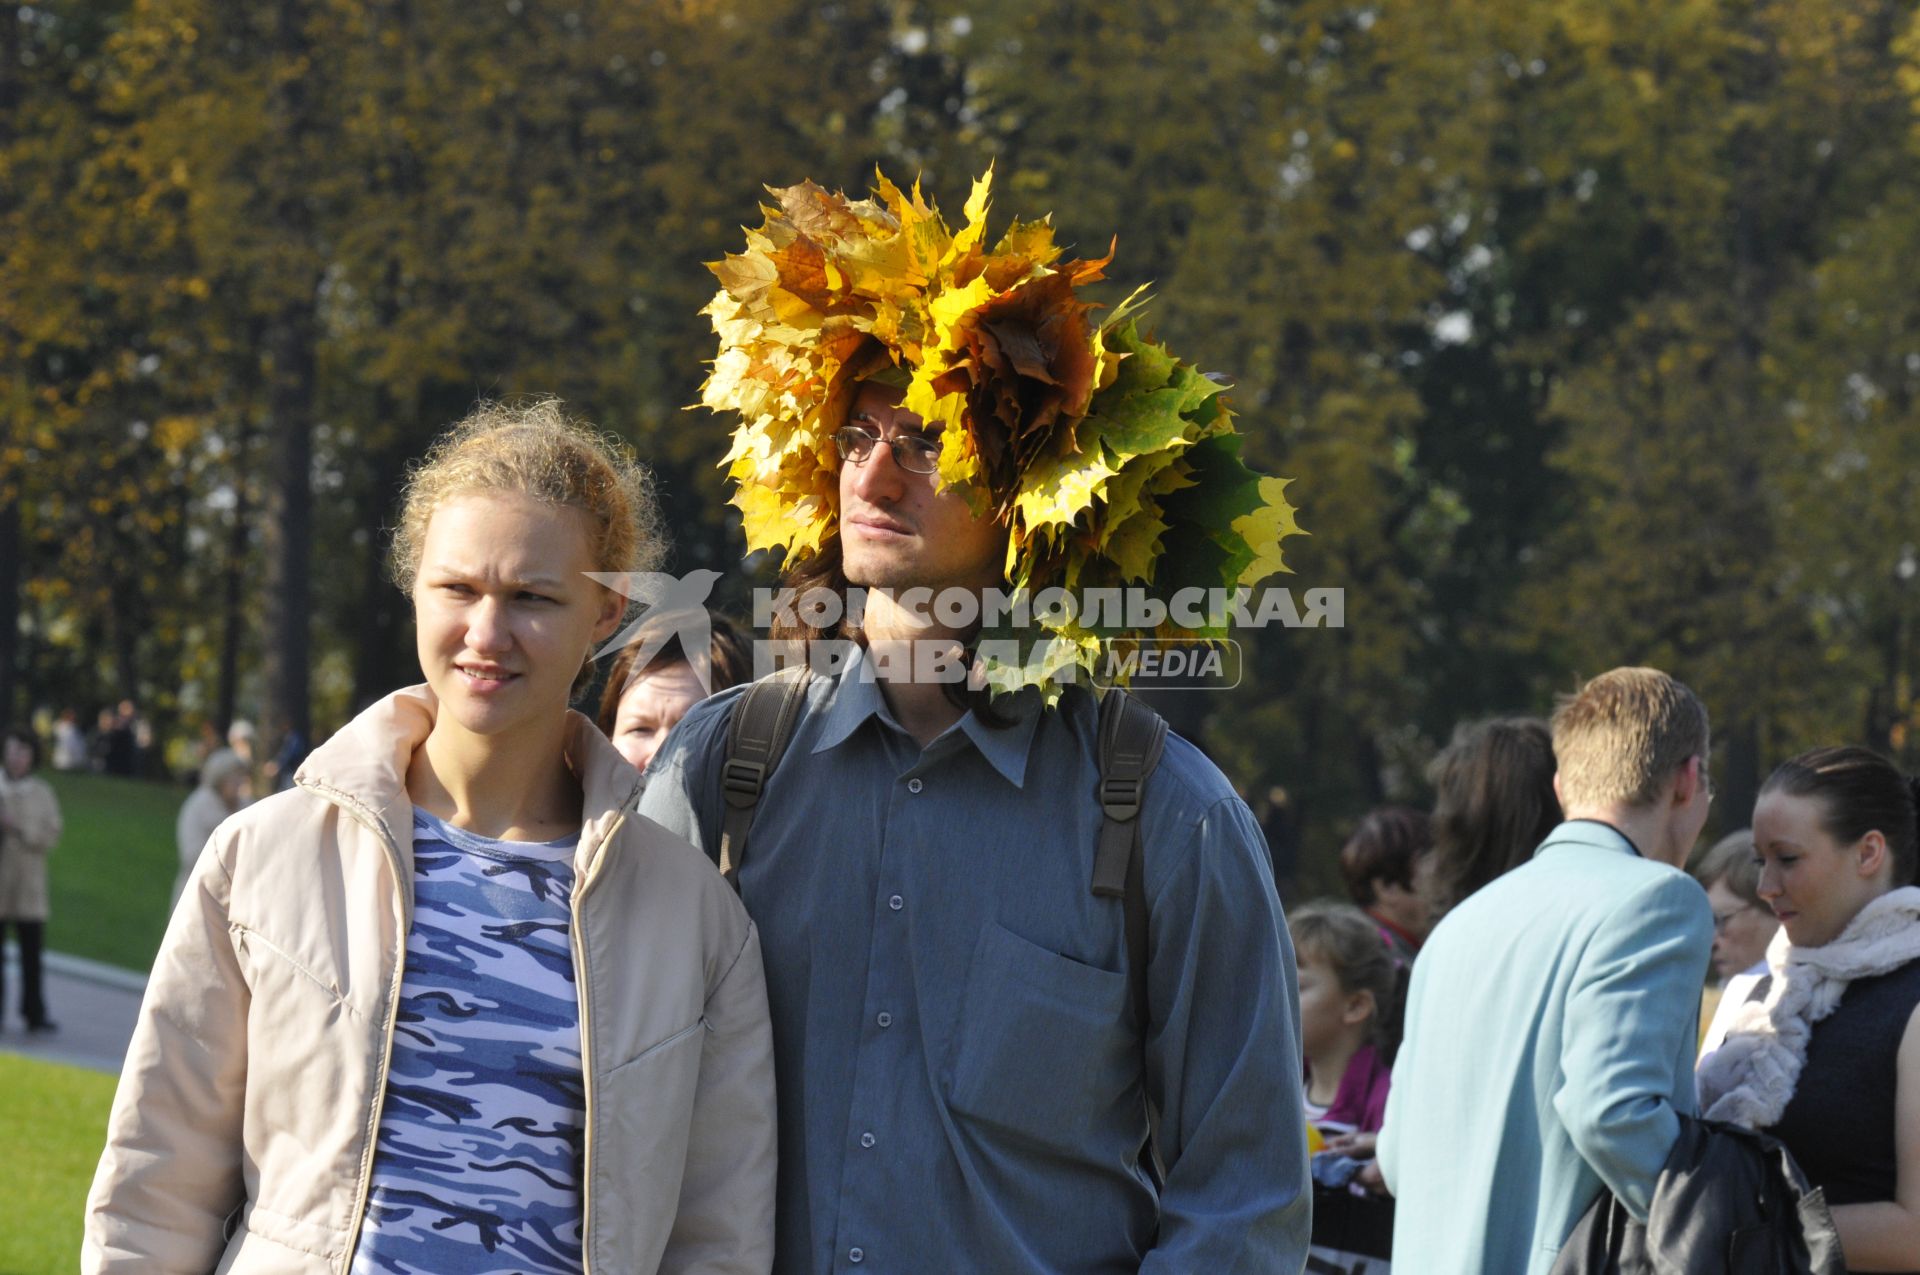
<box><xmin>700</xmin><ymin>167</ymin><xmax>1304</xmax><ymax>693</ymax></box>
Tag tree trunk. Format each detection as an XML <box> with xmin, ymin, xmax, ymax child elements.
<box><xmin>215</xmin><ymin>424</ymin><xmax>252</xmax><ymax>736</ymax></box>
<box><xmin>1722</xmin><ymin>715</ymin><xmax>1761</xmax><ymax>845</ymax></box>
<box><xmin>0</xmin><ymin>9</ymin><xmax>23</xmax><ymax>728</ymax></box>
<box><xmin>0</xmin><ymin>498</ymin><xmax>19</xmax><ymax>727</ymax></box>
<box><xmin>260</xmin><ymin>0</ymin><xmax>317</xmax><ymax>756</ymax></box>
<box><xmin>262</xmin><ymin>313</ymin><xmax>315</xmax><ymax>750</ymax></box>
<box><xmin>351</xmin><ymin>431</ymin><xmax>412</xmax><ymax>711</ymax></box>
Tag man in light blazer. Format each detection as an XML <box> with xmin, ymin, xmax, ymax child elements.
<box><xmin>1379</xmin><ymin>667</ymin><xmax>1715</xmax><ymax>1274</ymax></box>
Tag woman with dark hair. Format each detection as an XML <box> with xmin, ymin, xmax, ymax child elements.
<box><xmin>1698</xmin><ymin>746</ymin><xmax>1920</xmax><ymax>1271</ymax></box>
<box><xmin>1339</xmin><ymin>806</ymin><xmax>1432</xmax><ymax>964</ymax></box>
<box><xmin>596</xmin><ymin>613</ymin><xmax>753</xmax><ymax>774</ymax></box>
<box><xmin>0</xmin><ymin>727</ymin><xmax>61</xmax><ymax>1033</ymax></box>
<box><xmin>1421</xmin><ymin>718</ymin><xmax>1561</xmax><ymax>919</ymax></box>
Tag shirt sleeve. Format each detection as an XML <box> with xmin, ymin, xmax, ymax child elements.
<box><xmin>636</xmin><ymin>693</ymin><xmax>738</xmax><ymax>861</ymax></box>
<box><xmin>1552</xmin><ymin>871</ymin><xmax>1713</xmax><ymax>1221</ymax></box>
<box><xmin>1141</xmin><ymin>794</ymin><xmax>1312</xmax><ymax>1272</ymax></box>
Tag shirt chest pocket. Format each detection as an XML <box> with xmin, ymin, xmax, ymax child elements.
<box><xmin>946</xmin><ymin>921</ymin><xmax>1137</xmax><ymax>1154</ymax></box>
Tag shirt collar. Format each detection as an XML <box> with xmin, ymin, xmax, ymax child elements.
<box><xmin>811</xmin><ymin>650</ymin><xmax>893</xmax><ymax>755</ymax></box>
<box><xmin>810</xmin><ymin>648</ymin><xmax>1042</xmax><ymax>788</ymax></box>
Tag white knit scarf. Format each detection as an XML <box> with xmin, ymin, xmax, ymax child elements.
<box><xmin>1696</xmin><ymin>885</ymin><xmax>1920</xmax><ymax>1128</ymax></box>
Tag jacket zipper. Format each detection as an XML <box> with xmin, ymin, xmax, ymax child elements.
<box><xmin>570</xmin><ymin>807</ymin><xmax>628</xmax><ymax>1275</ymax></box>
<box><xmin>321</xmin><ymin>792</ymin><xmax>411</xmax><ymax>1275</ymax></box>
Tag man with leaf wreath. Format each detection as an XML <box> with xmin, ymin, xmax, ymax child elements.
<box><xmin>639</xmin><ymin>169</ymin><xmax>1311</xmax><ymax>1274</ymax></box>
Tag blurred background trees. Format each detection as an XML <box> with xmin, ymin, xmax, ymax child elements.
<box><xmin>4</xmin><ymin>0</ymin><xmax>1917</xmax><ymax>889</ymax></box>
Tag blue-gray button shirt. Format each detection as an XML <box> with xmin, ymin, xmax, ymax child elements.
<box><xmin>638</xmin><ymin>655</ymin><xmax>1309</xmax><ymax>1274</ymax></box>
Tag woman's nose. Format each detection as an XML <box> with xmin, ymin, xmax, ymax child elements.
<box><xmin>467</xmin><ymin>597</ymin><xmax>513</xmax><ymax>652</ymax></box>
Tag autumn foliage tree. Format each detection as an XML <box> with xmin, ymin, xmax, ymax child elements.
<box><xmin>5</xmin><ymin>0</ymin><xmax>1919</xmax><ymax>881</ymax></box>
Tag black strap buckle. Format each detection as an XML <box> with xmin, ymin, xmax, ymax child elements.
<box><xmin>721</xmin><ymin>758</ymin><xmax>768</xmax><ymax>807</ymax></box>
<box><xmin>1100</xmin><ymin>775</ymin><xmax>1144</xmax><ymax>821</ymax></box>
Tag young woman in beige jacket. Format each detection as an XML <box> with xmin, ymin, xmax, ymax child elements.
<box><xmin>85</xmin><ymin>402</ymin><xmax>777</xmax><ymax>1275</ymax></box>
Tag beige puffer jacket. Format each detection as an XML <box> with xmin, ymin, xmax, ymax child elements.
<box><xmin>83</xmin><ymin>686</ymin><xmax>776</xmax><ymax>1274</ymax></box>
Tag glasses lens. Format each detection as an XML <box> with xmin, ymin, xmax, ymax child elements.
<box><xmin>896</xmin><ymin>435</ymin><xmax>942</xmax><ymax>474</ymax></box>
<box><xmin>834</xmin><ymin>427</ymin><xmax>878</xmax><ymax>463</ymax></box>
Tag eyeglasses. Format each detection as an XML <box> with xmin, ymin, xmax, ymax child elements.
<box><xmin>1711</xmin><ymin>904</ymin><xmax>1761</xmax><ymax>933</ymax></box>
<box><xmin>834</xmin><ymin>425</ymin><xmax>942</xmax><ymax>475</ymax></box>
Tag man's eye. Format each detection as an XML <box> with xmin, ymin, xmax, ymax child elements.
<box><xmin>518</xmin><ymin>591</ymin><xmax>556</xmax><ymax>604</ymax></box>
<box><xmin>902</xmin><ymin>435</ymin><xmax>941</xmax><ymax>460</ymax></box>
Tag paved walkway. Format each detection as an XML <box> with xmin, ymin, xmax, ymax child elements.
<box><xmin>0</xmin><ymin>948</ymin><xmax>145</xmax><ymax>1075</ymax></box>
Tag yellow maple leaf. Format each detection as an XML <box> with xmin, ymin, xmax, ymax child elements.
<box><xmin>1229</xmin><ymin>477</ymin><xmax>1305</xmax><ymax>585</ymax></box>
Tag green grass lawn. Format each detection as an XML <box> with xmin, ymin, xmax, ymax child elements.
<box><xmin>0</xmin><ymin>1053</ymin><xmax>116</xmax><ymax>1273</ymax></box>
<box><xmin>42</xmin><ymin>771</ymin><xmax>185</xmax><ymax>973</ymax></box>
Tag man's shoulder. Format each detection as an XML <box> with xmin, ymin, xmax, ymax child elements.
<box><xmin>1425</xmin><ymin>838</ymin><xmax>1706</xmax><ymax>970</ymax></box>
<box><xmin>652</xmin><ymin>679</ymin><xmax>760</xmax><ymax>774</ymax></box>
<box><xmin>1040</xmin><ymin>689</ymin><xmax>1244</xmax><ymax>819</ymax></box>
<box><xmin>1144</xmin><ymin>729</ymin><xmax>1245</xmax><ymax>821</ymax></box>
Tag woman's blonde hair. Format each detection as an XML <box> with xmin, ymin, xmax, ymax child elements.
<box><xmin>389</xmin><ymin>399</ymin><xmax>666</xmax><ymax>593</ymax></box>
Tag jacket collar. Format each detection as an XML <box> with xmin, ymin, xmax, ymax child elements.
<box><xmin>1535</xmin><ymin>818</ymin><xmax>1644</xmax><ymax>860</ymax></box>
<box><xmin>294</xmin><ymin>684</ymin><xmax>642</xmax><ymax>869</ymax></box>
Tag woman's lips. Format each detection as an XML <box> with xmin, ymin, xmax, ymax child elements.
<box><xmin>457</xmin><ymin>665</ymin><xmax>520</xmax><ymax>693</ymax></box>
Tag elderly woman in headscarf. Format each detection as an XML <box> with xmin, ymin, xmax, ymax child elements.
<box><xmin>173</xmin><ymin>748</ymin><xmax>251</xmax><ymax>906</ymax></box>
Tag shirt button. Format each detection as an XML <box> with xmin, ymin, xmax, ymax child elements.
<box><xmin>876</xmin><ymin>1011</ymin><xmax>893</xmax><ymax>1028</ymax></box>
<box><xmin>860</xmin><ymin>1131</ymin><xmax>876</xmax><ymax>1148</ymax></box>
<box><xmin>889</xmin><ymin>894</ymin><xmax>904</xmax><ymax>911</ymax></box>
<box><xmin>849</xmin><ymin>1248</ymin><xmax>864</xmax><ymax>1264</ymax></box>
<box><xmin>907</xmin><ymin>777</ymin><xmax>923</xmax><ymax>793</ymax></box>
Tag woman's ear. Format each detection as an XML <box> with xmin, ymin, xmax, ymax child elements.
<box><xmin>591</xmin><ymin>589</ymin><xmax>627</xmax><ymax>644</ymax></box>
<box><xmin>1856</xmin><ymin>828</ymin><xmax>1891</xmax><ymax>880</ymax></box>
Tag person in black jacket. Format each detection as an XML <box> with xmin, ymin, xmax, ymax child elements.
<box><xmin>1698</xmin><ymin>746</ymin><xmax>1920</xmax><ymax>1272</ymax></box>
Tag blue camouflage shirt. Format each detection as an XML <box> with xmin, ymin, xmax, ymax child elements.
<box><xmin>638</xmin><ymin>652</ymin><xmax>1309</xmax><ymax>1274</ymax></box>
<box><xmin>351</xmin><ymin>809</ymin><xmax>584</xmax><ymax>1275</ymax></box>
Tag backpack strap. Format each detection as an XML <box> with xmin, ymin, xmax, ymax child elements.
<box><xmin>718</xmin><ymin>668</ymin><xmax>812</xmax><ymax>883</ymax></box>
<box><xmin>1092</xmin><ymin>688</ymin><xmax>1169</xmax><ymax>1033</ymax></box>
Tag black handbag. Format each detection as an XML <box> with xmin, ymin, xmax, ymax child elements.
<box><xmin>1551</xmin><ymin>1116</ymin><xmax>1843</xmax><ymax>1274</ymax></box>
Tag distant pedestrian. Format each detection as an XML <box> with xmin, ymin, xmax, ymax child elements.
<box><xmin>225</xmin><ymin>718</ymin><xmax>256</xmax><ymax>766</ymax></box>
<box><xmin>101</xmin><ymin>701</ymin><xmax>138</xmax><ymax>777</ymax></box>
<box><xmin>0</xmin><ymin>727</ymin><xmax>63</xmax><ymax>1033</ymax></box>
<box><xmin>1293</xmin><ymin>901</ymin><xmax>1399</xmax><ymax>1271</ymax></box>
<box><xmin>259</xmin><ymin>716</ymin><xmax>309</xmax><ymax>794</ymax></box>
<box><xmin>1692</xmin><ymin>828</ymin><xmax>1778</xmax><ymax>1058</ymax></box>
<box><xmin>1421</xmin><ymin>717</ymin><xmax>1560</xmax><ymax>919</ymax></box>
<box><xmin>51</xmin><ymin>709</ymin><xmax>88</xmax><ymax>772</ymax></box>
<box><xmin>1339</xmin><ymin>806</ymin><xmax>1432</xmax><ymax>964</ymax></box>
<box><xmin>596</xmin><ymin>612</ymin><xmax>752</xmax><ymax>774</ymax></box>
<box><xmin>1380</xmin><ymin>668</ymin><xmax>1714</xmax><ymax>1274</ymax></box>
<box><xmin>1698</xmin><ymin>746</ymin><xmax>1920</xmax><ymax>1268</ymax></box>
<box><xmin>172</xmin><ymin>749</ymin><xmax>250</xmax><ymax>907</ymax></box>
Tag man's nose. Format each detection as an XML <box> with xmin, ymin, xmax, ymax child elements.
<box><xmin>847</xmin><ymin>435</ymin><xmax>908</xmax><ymax>502</ymax></box>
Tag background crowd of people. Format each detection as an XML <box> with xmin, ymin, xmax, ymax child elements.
<box><xmin>1294</xmin><ymin>677</ymin><xmax>1920</xmax><ymax>1272</ymax></box>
